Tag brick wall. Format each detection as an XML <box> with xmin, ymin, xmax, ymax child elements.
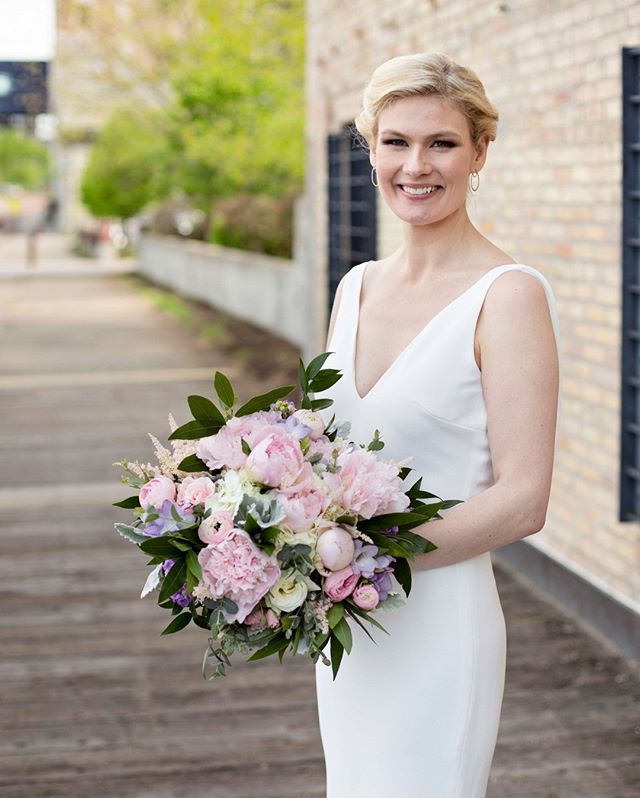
<box><xmin>305</xmin><ymin>0</ymin><xmax>640</xmax><ymax>609</ymax></box>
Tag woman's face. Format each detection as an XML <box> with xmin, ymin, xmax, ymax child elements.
<box><xmin>370</xmin><ymin>94</ymin><xmax>488</xmax><ymax>226</ymax></box>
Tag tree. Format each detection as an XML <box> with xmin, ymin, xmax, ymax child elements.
<box><xmin>0</xmin><ymin>129</ymin><xmax>50</xmax><ymax>189</ymax></box>
<box><xmin>80</xmin><ymin>108</ymin><xmax>170</xmax><ymax>219</ymax></box>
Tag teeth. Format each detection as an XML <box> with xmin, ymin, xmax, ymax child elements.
<box><xmin>401</xmin><ymin>185</ymin><xmax>440</xmax><ymax>195</ymax></box>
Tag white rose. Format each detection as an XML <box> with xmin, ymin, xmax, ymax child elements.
<box><xmin>266</xmin><ymin>573</ymin><xmax>309</xmax><ymax>613</ymax></box>
<box><xmin>293</xmin><ymin>409</ymin><xmax>326</xmax><ymax>440</ymax></box>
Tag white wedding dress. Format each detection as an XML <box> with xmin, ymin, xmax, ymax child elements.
<box><xmin>315</xmin><ymin>261</ymin><xmax>561</xmax><ymax>798</ymax></box>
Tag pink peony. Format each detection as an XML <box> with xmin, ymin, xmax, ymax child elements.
<box><xmin>306</xmin><ymin>436</ymin><xmax>336</xmax><ymax>466</ymax></box>
<box><xmin>244</xmin><ymin>425</ymin><xmax>304</xmax><ymax>488</ymax></box>
<box><xmin>139</xmin><ymin>475</ymin><xmax>176</xmax><ymax>509</ymax></box>
<box><xmin>198</xmin><ymin>509</ymin><xmax>234</xmax><ymax>545</ymax></box>
<box><xmin>316</xmin><ymin>527</ymin><xmax>355</xmax><ymax>571</ymax></box>
<box><xmin>177</xmin><ymin>476</ymin><xmax>216</xmax><ymax>507</ymax></box>
<box><xmin>197</xmin><ymin>528</ymin><xmax>280</xmax><ymax>623</ymax></box>
<box><xmin>324</xmin><ymin>565</ymin><xmax>359</xmax><ymax>602</ymax></box>
<box><xmin>196</xmin><ymin>411</ymin><xmax>279</xmax><ymax>470</ymax></box>
<box><xmin>352</xmin><ymin>583</ymin><xmax>380</xmax><ymax>611</ymax></box>
<box><xmin>337</xmin><ymin>447</ymin><xmax>410</xmax><ymax>519</ymax></box>
<box><xmin>278</xmin><ymin>487</ymin><xmax>327</xmax><ymax>533</ymax></box>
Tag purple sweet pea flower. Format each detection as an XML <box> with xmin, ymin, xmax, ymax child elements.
<box><xmin>371</xmin><ymin>568</ymin><xmax>394</xmax><ymax>601</ymax></box>
<box><xmin>278</xmin><ymin>413</ymin><xmax>313</xmax><ymax>441</ymax></box>
<box><xmin>140</xmin><ymin>499</ymin><xmax>195</xmax><ymax>537</ymax></box>
<box><xmin>161</xmin><ymin>559</ymin><xmax>193</xmax><ymax>608</ymax></box>
<box><xmin>352</xmin><ymin>540</ymin><xmax>394</xmax><ymax>578</ymax></box>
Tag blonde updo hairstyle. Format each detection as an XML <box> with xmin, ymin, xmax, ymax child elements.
<box><xmin>354</xmin><ymin>52</ymin><xmax>499</xmax><ymax>153</ymax></box>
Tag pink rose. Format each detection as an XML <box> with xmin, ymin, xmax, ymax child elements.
<box><xmin>139</xmin><ymin>475</ymin><xmax>176</xmax><ymax>509</ymax></box>
<box><xmin>177</xmin><ymin>476</ymin><xmax>216</xmax><ymax>507</ymax></box>
<box><xmin>244</xmin><ymin>425</ymin><xmax>304</xmax><ymax>488</ymax></box>
<box><xmin>337</xmin><ymin>447</ymin><xmax>410</xmax><ymax>519</ymax></box>
<box><xmin>197</xmin><ymin>528</ymin><xmax>280</xmax><ymax>623</ymax></box>
<box><xmin>352</xmin><ymin>583</ymin><xmax>380</xmax><ymax>611</ymax></box>
<box><xmin>324</xmin><ymin>565</ymin><xmax>359</xmax><ymax>602</ymax></box>
<box><xmin>198</xmin><ymin>509</ymin><xmax>234</xmax><ymax>544</ymax></box>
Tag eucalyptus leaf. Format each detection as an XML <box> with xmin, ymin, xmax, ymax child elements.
<box><xmin>246</xmin><ymin>633</ymin><xmax>289</xmax><ymax>661</ymax></box>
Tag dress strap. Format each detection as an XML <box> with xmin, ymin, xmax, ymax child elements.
<box><xmin>327</xmin><ymin>261</ymin><xmax>369</xmax><ymax>351</ymax></box>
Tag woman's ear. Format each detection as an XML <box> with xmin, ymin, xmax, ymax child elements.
<box><xmin>473</xmin><ymin>135</ymin><xmax>490</xmax><ymax>171</ymax></box>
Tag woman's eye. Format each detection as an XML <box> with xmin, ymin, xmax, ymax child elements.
<box><xmin>382</xmin><ymin>139</ymin><xmax>406</xmax><ymax>146</ymax></box>
<box><xmin>432</xmin><ymin>140</ymin><xmax>455</xmax><ymax>148</ymax></box>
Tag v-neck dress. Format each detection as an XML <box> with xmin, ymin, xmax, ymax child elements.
<box><xmin>315</xmin><ymin>260</ymin><xmax>562</xmax><ymax>798</ymax></box>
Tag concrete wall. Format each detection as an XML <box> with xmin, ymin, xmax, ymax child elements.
<box><xmin>137</xmin><ymin>232</ymin><xmax>312</xmax><ymax>355</ymax></box>
<box><xmin>305</xmin><ymin>1</ymin><xmax>640</xmax><ymax>624</ymax></box>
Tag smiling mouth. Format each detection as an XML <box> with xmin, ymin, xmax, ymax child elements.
<box><xmin>399</xmin><ymin>185</ymin><xmax>442</xmax><ymax>196</ymax></box>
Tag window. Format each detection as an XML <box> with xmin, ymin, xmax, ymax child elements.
<box><xmin>327</xmin><ymin>123</ymin><xmax>377</xmax><ymax>312</ymax></box>
<box><xmin>620</xmin><ymin>47</ymin><xmax>640</xmax><ymax>521</ymax></box>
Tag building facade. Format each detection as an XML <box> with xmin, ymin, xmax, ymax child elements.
<box><xmin>305</xmin><ymin>0</ymin><xmax>640</xmax><ymax>655</ymax></box>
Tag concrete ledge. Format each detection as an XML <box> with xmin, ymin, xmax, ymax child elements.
<box><xmin>137</xmin><ymin>234</ymin><xmax>308</xmax><ymax>350</ymax></box>
<box><xmin>494</xmin><ymin>540</ymin><xmax>640</xmax><ymax>661</ymax></box>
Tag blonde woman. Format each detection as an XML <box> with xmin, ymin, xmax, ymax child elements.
<box><xmin>315</xmin><ymin>52</ymin><xmax>561</xmax><ymax>797</ymax></box>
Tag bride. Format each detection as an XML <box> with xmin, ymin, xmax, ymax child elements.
<box><xmin>314</xmin><ymin>52</ymin><xmax>560</xmax><ymax>797</ymax></box>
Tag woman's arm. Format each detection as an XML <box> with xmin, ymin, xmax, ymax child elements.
<box><xmin>412</xmin><ymin>270</ymin><xmax>560</xmax><ymax>570</ymax></box>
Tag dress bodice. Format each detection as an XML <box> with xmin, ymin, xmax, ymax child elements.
<box><xmin>323</xmin><ymin>261</ymin><xmax>562</xmax><ymax>504</ymax></box>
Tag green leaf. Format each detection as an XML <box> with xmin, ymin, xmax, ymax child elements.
<box><xmin>308</xmin><ymin>370</ymin><xmax>341</xmax><ymax>392</ymax></box>
<box><xmin>246</xmin><ymin>633</ymin><xmax>290</xmax><ymax>661</ymax></box>
<box><xmin>139</xmin><ymin>537</ymin><xmax>184</xmax><ymax>557</ymax></box>
<box><xmin>332</xmin><ymin>617</ymin><xmax>353</xmax><ymax>654</ymax></box>
<box><xmin>241</xmin><ymin>437</ymin><xmax>251</xmax><ymax>455</ymax></box>
<box><xmin>114</xmin><ymin>523</ymin><xmax>147</xmax><ymax>545</ymax></box>
<box><xmin>346</xmin><ymin>603</ymin><xmax>390</xmax><ymax>634</ymax></box>
<box><xmin>186</xmin><ymin>549</ymin><xmax>202</xmax><ymax>580</ymax></box>
<box><xmin>310</xmin><ymin>398</ymin><xmax>333</xmax><ymax>411</ymax></box>
<box><xmin>177</xmin><ymin>453</ymin><xmax>208</xmax><ymax>472</ymax></box>
<box><xmin>298</xmin><ymin>357</ymin><xmax>309</xmax><ymax>393</ymax></box>
<box><xmin>112</xmin><ymin>495</ymin><xmax>140</xmax><ymax>509</ymax></box>
<box><xmin>330</xmin><ymin>634</ymin><xmax>344</xmax><ymax>680</ymax></box>
<box><xmin>393</xmin><ymin>557</ymin><xmax>412</xmax><ymax>596</ymax></box>
<box><xmin>161</xmin><ymin>612</ymin><xmax>192</xmax><ymax>635</ymax></box>
<box><xmin>235</xmin><ymin>385</ymin><xmax>296</xmax><ymax>416</ymax></box>
<box><xmin>186</xmin><ymin>565</ymin><xmax>198</xmax><ymax>594</ymax></box>
<box><xmin>326</xmin><ymin>603</ymin><xmax>344</xmax><ymax>629</ymax></box>
<box><xmin>214</xmin><ymin>371</ymin><xmax>236</xmax><ymax>408</ymax></box>
<box><xmin>306</xmin><ymin>351</ymin><xmax>333</xmax><ymax>380</ymax></box>
<box><xmin>187</xmin><ymin>394</ymin><xmax>226</xmax><ymax>424</ymax></box>
<box><xmin>168</xmin><ymin>419</ymin><xmax>223</xmax><ymax>440</ymax></box>
<box><xmin>158</xmin><ymin>559</ymin><xmax>187</xmax><ymax>603</ymax></box>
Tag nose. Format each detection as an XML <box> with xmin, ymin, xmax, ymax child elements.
<box><xmin>403</xmin><ymin>146</ymin><xmax>432</xmax><ymax>177</ymax></box>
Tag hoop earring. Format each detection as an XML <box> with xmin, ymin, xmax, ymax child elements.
<box><xmin>469</xmin><ymin>171</ymin><xmax>480</xmax><ymax>192</ymax></box>
<box><xmin>371</xmin><ymin>166</ymin><xmax>379</xmax><ymax>187</ymax></box>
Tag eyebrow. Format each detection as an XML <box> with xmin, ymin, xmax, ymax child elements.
<box><xmin>379</xmin><ymin>129</ymin><xmax>463</xmax><ymax>139</ymax></box>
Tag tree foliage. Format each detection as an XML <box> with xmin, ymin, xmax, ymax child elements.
<box><xmin>77</xmin><ymin>0</ymin><xmax>304</xmax><ymax>229</ymax></box>
<box><xmin>80</xmin><ymin>108</ymin><xmax>170</xmax><ymax>219</ymax></box>
<box><xmin>0</xmin><ymin>129</ymin><xmax>50</xmax><ymax>190</ymax></box>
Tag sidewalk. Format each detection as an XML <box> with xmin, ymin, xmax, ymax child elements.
<box><xmin>0</xmin><ymin>270</ymin><xmax>638</xmax><ymax>798</ymax></box>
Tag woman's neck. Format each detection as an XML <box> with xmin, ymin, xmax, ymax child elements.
<box><xmin>394</xmin><ymin>205</ymin><xmax>481</xmax><ymax>282</ymax></box>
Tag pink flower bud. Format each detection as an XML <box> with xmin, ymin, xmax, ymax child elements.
<box><xmin>352</xmin><ymin>583</ymin><xmax>380</xmax><ymax>611</ymax></box>
<box><xmin>316</xmin><ymin>526</ymin><xmax>355</xmax><ymax>571</ymax></box>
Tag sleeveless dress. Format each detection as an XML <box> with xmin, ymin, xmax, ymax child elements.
<box><xmin>315</xmin><ymin>261</ymin><xmax>562</xmax><ymax>798</ymax></box>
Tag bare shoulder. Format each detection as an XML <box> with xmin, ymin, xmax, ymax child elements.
<box><xmin>476</xmin><ymin>269</ymin><xmax>556</xmax><ymax>368</ymax></box>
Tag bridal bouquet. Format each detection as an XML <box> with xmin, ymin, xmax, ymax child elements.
<box><xmin>114</xmin><ymin>353</ymin><xmax>459</xmax><ymax>679</ymax></box>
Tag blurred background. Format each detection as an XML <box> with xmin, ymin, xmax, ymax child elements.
<box><xmin>1</xmin><ymin>1</ymin><xmax>639</xmax><ymax>796</ymax></box>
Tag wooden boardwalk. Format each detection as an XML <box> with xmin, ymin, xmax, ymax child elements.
<box><xmin>1</xmin><ymin>270</ymin><xmax>638</xmax><ymax>798</ymax></box>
